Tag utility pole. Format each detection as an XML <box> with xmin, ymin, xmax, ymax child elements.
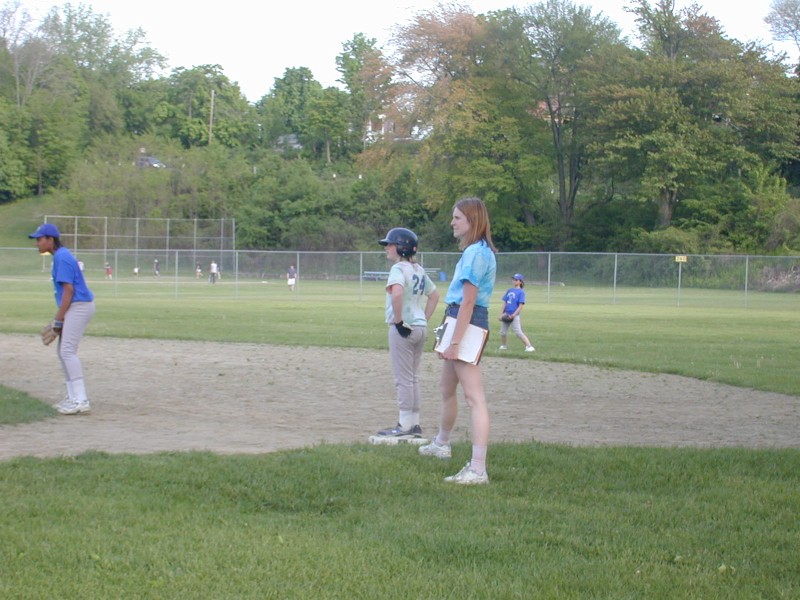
<box><xmin>209</xmin><ymin>89</ymin><xmax>215</xmax><ymax>144</ymax></box>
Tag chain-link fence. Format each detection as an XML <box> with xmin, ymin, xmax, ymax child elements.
<box><xmin>3</xmin><ymin>248</ymin><xmax>798</xmax><ymax>307</ymax></box>
<box><xmin>41</xmin><ymin>215</ymin><xmax>236</xmax><ymax>256</ymax></box>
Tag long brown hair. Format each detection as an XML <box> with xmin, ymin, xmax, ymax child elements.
<box><xmin>454</xmin><ymin>197</ymin><xmax>497</xmax><ymax>252</ymax></box>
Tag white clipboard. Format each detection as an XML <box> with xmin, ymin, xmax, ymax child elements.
<box><xmin>433</xmin><ymin>316</ymin><xmax>490</xmax><ymax>365</ymax></box>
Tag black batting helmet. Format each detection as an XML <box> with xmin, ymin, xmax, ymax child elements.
<box><xmin>379</xmin><ymin>227</ymin><xmax>418</xmax><ymax>258</ymax></box>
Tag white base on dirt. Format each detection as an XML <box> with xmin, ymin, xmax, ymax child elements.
<box><xmin>368</xmin><ymin>435</ymin><xmax>429</xmax><ymax>446</ymax></box>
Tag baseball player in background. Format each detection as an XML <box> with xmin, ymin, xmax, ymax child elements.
<box><xmin>30</xmin><ymin>223</ymin><xmax>96</xmax><ymax>415</ymax></box>
<box><xmin>373</xmin><ymin>227</ymin><xmax>440</xmax><ymax>442</ymax></box>
<box><xmin>498</xmin><ymin>273</ymin><xmax>535</xmax><ymax>352</ymax></box>
<box><xmin>209</xmin><ymin>260</ymin><xmax>218</xmax><ymax>284</ymax></box>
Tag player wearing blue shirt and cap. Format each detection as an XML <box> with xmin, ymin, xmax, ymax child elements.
<box><xmin>29</xmin><ymin>223</ymin><xmax>96</xmax><ymax>415</ymax></box>
<box><xmin>498</xmin><ymin>273</ymin><xmax>535</xmax><ymax>352</ymax></box>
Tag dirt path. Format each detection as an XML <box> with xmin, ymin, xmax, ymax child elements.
<box><xmin>1</xmin><ymin>333</ymin><xmax>798</xmax><ymax>460</ymax></box>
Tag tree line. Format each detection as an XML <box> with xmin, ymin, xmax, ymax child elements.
<box><xmin>1</xmin><ymin>0</ymin><xmax>799</xmax><ymax>253</ymax></box>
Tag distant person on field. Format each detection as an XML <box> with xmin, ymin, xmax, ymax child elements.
<box><xmin>153</xmin><ymin>258</ymin><xmax>160</xmax><ymax>277</ymax></box>
<box><xmin>104</xmin><ymin>262</ymin><xmax>113</xmax><ymax>280</ymax></box>
<box><xmin>29</xmin><ymin>223</ymin><xmax>96</xmax><ymax>415</ymax></box>
<box><xmin>209</xmin><ymin>260</ymin><xmax>218</xmax><ymax>284</ymax></box>
<box><xmin>498</xmin><ymin>273</ymin><xmax>535</xmax><ymax>352</ymax></box>
<box><xmin>287</xmin><ymin>265</ymin><xmax>297</xmax><ymax>291</ymax></box>
<box><xmin>196</xmin><ymin>262</ymin><xmax>202</xmax><ymax>278</ymax></box>
<box><xmin>374</xmin><ymin>228</ymin><xmax>439</xmax><ymax>441</ymax></box>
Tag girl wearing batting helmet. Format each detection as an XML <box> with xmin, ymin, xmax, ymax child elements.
<box><xmin>375</xmin><ymin>228</ymin><xmax>440</xmax><ymax>440</ymax></box>
<box><xmin>419</xmin><ymin>197</ymin><xmax>497</xmax><ymax>484</ymax></box>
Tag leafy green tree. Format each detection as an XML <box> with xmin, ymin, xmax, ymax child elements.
<box><xmin>268</xmin><ymin>66</ymin><xmax>322</xmax><ymax>137</ymax></box>
<box><xmin>766</xmin><ymin>0</ymin><xmax>800</xmax><ymax>56</ymax></box>
<box><xmin>160</xmin><ymin>65</ymin><xmax>253</xmax><ymax>148</ymax></box>
<box><xmin>593</xmin><ymin>0</ymin><xmax>800</xmax><ymax>245</ymax></box>
<box><xmin>336</xmin><ymin>33</ymin><xmax>395</xmax><ymax>149</ymax></box>
<box><xmin>166</xmin><ymin>143</ymin><xmax>252</xmax><ymax>218</ymax></box>
<box><xmin>0</xmin><ymin>101</ymin><xmax>28</xmax><ymax>201</ymax></box>
<box><xmin>236</xmin><ymin>156</ymin><xmax>324</xmax><ymax>249</ymax></box>
<box><xmin>392</xmin><ymin>1</ymin><xmax>625</xmax><ymax>249</ymax></box>
<box><xmin>587</xmin><ymin>83</ymin><xmax>707</xmax><ymax>228</ymax></box>
<box><xmin>0</xmin><ymin>1</ymin><xmax>37</xmax><ymax>107</ymax></box>
<box><xmin>37</xmin><ymin>3</ymin><xmax>164</xmax><ymax>138</ymax></box>
<box><xmin>494</xmin><ymin>0</ymin><xmax>624</xmax><ymax>248</ymax></box>
<box><xmin>305</xmin><ymin>86</ymin><xmax>350</xmax><ymax>163</ymax></box>
<box><xmin>24</xmin><ymin>55</ymin><xmax>88</xmax><ymax>194</ymax></box>
<box><xmin>391</xmin><ymin>5</ymin><xmax>496</xmax><ymax>201</ymax></box>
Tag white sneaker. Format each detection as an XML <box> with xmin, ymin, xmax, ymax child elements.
<box><xmin>525</xmin><ymin>346</ymin><xmax>535</xmax><ymax>352</ymax></box>
<box><xmin>418</xmin><ymin>440</ymin><xmax>451</xmax><ymax>459</ymax></box>
<box><xmin>444</xmin><ymin>462</ymin><xmax>489</xmax><ymax>485</ymax></box>
<box><xmin>57</xmin><ymin>399</ymin><xmax>91</xmax><ymax>415</ymax></box>
<box><xmin>498</xmin><ymin>345</ymin><xmax>508</xmax><ymax>350</ymax></box>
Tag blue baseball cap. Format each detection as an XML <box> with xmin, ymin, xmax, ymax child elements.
<box><xmin>28</xmin><ymin>223</ymin><xmax>61</xmax><ymax>238</ymax></box>
<box><xmin>512</xmin><ymin>273</ymin><xmax>524</xmax><ymax>281</ymax></box>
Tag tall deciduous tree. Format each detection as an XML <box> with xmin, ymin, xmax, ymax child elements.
<box><xmin>269</xmin><ymin>66</ymin><xmax>323</xmax><ymax>138</ymax></box>
<box><xmin>161</xmin><ymin>65</ymin><xmax>253</xmax><ymax>148</ymax></box>
<box><xmin>37</xmin><ymin>3</ymin><xmax>163</xmax><ymax>137</ymax></box>
<box><xmin>337</xmin><ymin>33</ymin><xmax>395</xmax><ymax>149</ymax></box>
<box><xmin>305</xmin><ymin>86</ymin><xmax>349</xmax><ymax>163</ymax></box>
<box><xmin>491</xmin><ymin>0</ymin><xmax>624</xmax><ymax>247</ymax></box>
<box><xmin>0</xmin><ymin>96</ymin><xmax>29</xmax><ymax>200</ymax></box>
<box><xmin>601</xmin><ymin>0</ymin><xmax>800</xmax><ymax>234</ymax></box>
<box><xmin>766</xmin><ymin>0</ymin><xmax>800</xmax><ymax>55</ymax></box>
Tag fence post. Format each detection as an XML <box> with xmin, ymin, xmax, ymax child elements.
<box><xmin>744</xmin><ymin>256</ymin><xmax>750</xmax><ymax>308</ymax></box>
<box><xmin>234</xmin><ymin>250</ymin><xmax>240</xmax><ymax>299</ymax></box>
<box><xmin>174</xmin><ymin>250</ymin><xmax>179</xmax><ymax>300</ymax></box>
<box><xmin>359</xmin><ymin>252</ymin><xmax>363</xmax><ymax>302</ymax></box>
<box><xmin>114</xmin><ymin>250</ymin><xmax>119</xmax><ymax>298</ymax></box>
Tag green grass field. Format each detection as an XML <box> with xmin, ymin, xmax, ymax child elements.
<box><xmin>2</xmin><ymin>200</ymin><xmax>799</xmax><ymax>598</ymax></box>
<box><xmin>1</xmin><ymin>445</ymin><xmax>798</xmax><ymax>598</ymax></box>
<box><xmin>2</xmin><ymin>276</ymin><xmax>798</xmax><ymax>395</ymax></box>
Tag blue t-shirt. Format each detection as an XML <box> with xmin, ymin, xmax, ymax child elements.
<box><xmin>52</xmin><ymin>247</ymin><xmax>94</xmax><ymax>307</ymax></box>
<box><xmin>444</xmin><ymin>240</ymin><xmax>496</xmax><ymax>308</ymax></box>
<box><xmin>502</xmin><ymin>287</ymin><xmax>526</xmax><ymax>315</ymax></box>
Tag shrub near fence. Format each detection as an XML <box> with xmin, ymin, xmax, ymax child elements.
<box><xmin>1</xmin><ymin>248</ymin><xmax>798</xmax><ymax>305</ymax></box>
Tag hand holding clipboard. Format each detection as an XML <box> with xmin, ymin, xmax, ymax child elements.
<box><xmin>433</xmin><ymin>316</ymin><xmax>489</xmax><ymax>365</ymax></box>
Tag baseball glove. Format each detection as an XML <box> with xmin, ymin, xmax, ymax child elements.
<box><xmin>41</xmin><ymin>320</ymin><xmax>63</xmax><ymax>346</ymax></box>
<box><xmin>501</xmin><ymin>314</ymin><xmax>514</xmax><ymax>323</ymax></box>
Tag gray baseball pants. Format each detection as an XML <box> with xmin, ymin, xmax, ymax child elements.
<box><xmin>388</xmin><ymin>325</ymin><xmax>428</xmax><ymax>414</ymax></box>
<box><xmin>57</xmin><ymin>301</ymin><xmax>95</xmax><ymax>383</ymax></box>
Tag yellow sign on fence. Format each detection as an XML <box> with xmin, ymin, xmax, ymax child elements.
<box><xmin>675</xmin><ymin>255</ymin><xmax>688</xmax><ymax>263</ymax></box>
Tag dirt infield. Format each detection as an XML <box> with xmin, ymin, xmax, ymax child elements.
<box><xmin>1</xmin><ymin>333</ymin><xmax>798</xmax><ymax>460</ymax></box>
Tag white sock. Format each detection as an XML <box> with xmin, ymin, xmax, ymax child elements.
<box><xmin>399</xmin><ymin>410</ymin><xmax>414</xmax><ymax>430</ymax></box>
<box><xmin>435</xmin><ymin>428</ymin><xmax>452</xmax><ymax>446</ymax></box>
<box><xmin>470</xmin><ymin>445</ymin><xmax>487</xmax><ymax>474</ymax></box>
<box><xmin>71</xmin><ymin>378</ymin><xmax>88</xmax><ymax>403</ymax></box>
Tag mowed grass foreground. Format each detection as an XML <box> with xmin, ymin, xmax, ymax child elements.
<box><xmin>1</xmin><ymin>446</ymin><xmax>798</xmax><ymax>598</ymax></box>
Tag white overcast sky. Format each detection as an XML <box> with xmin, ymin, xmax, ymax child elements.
<box><xmin>23</xmin><ymin>0</ymin><xmax>793</xmax><ymax>102</ymax></box>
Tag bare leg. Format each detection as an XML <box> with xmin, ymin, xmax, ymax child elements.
<box><xmin>453</xmin><ymin>361</ymin><xmax>489</xmax><ymax>448</ymax></box>
<box><xmin>435</xmin><ymin>360</ymin><xmax>460</xmax><ymax>444</ymax></box>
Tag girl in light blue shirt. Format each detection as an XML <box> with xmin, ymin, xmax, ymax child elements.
<box><xmin>419</xmin><ymin>197</ymin><xmax>497</xmax><ymax>485</ymax></box>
